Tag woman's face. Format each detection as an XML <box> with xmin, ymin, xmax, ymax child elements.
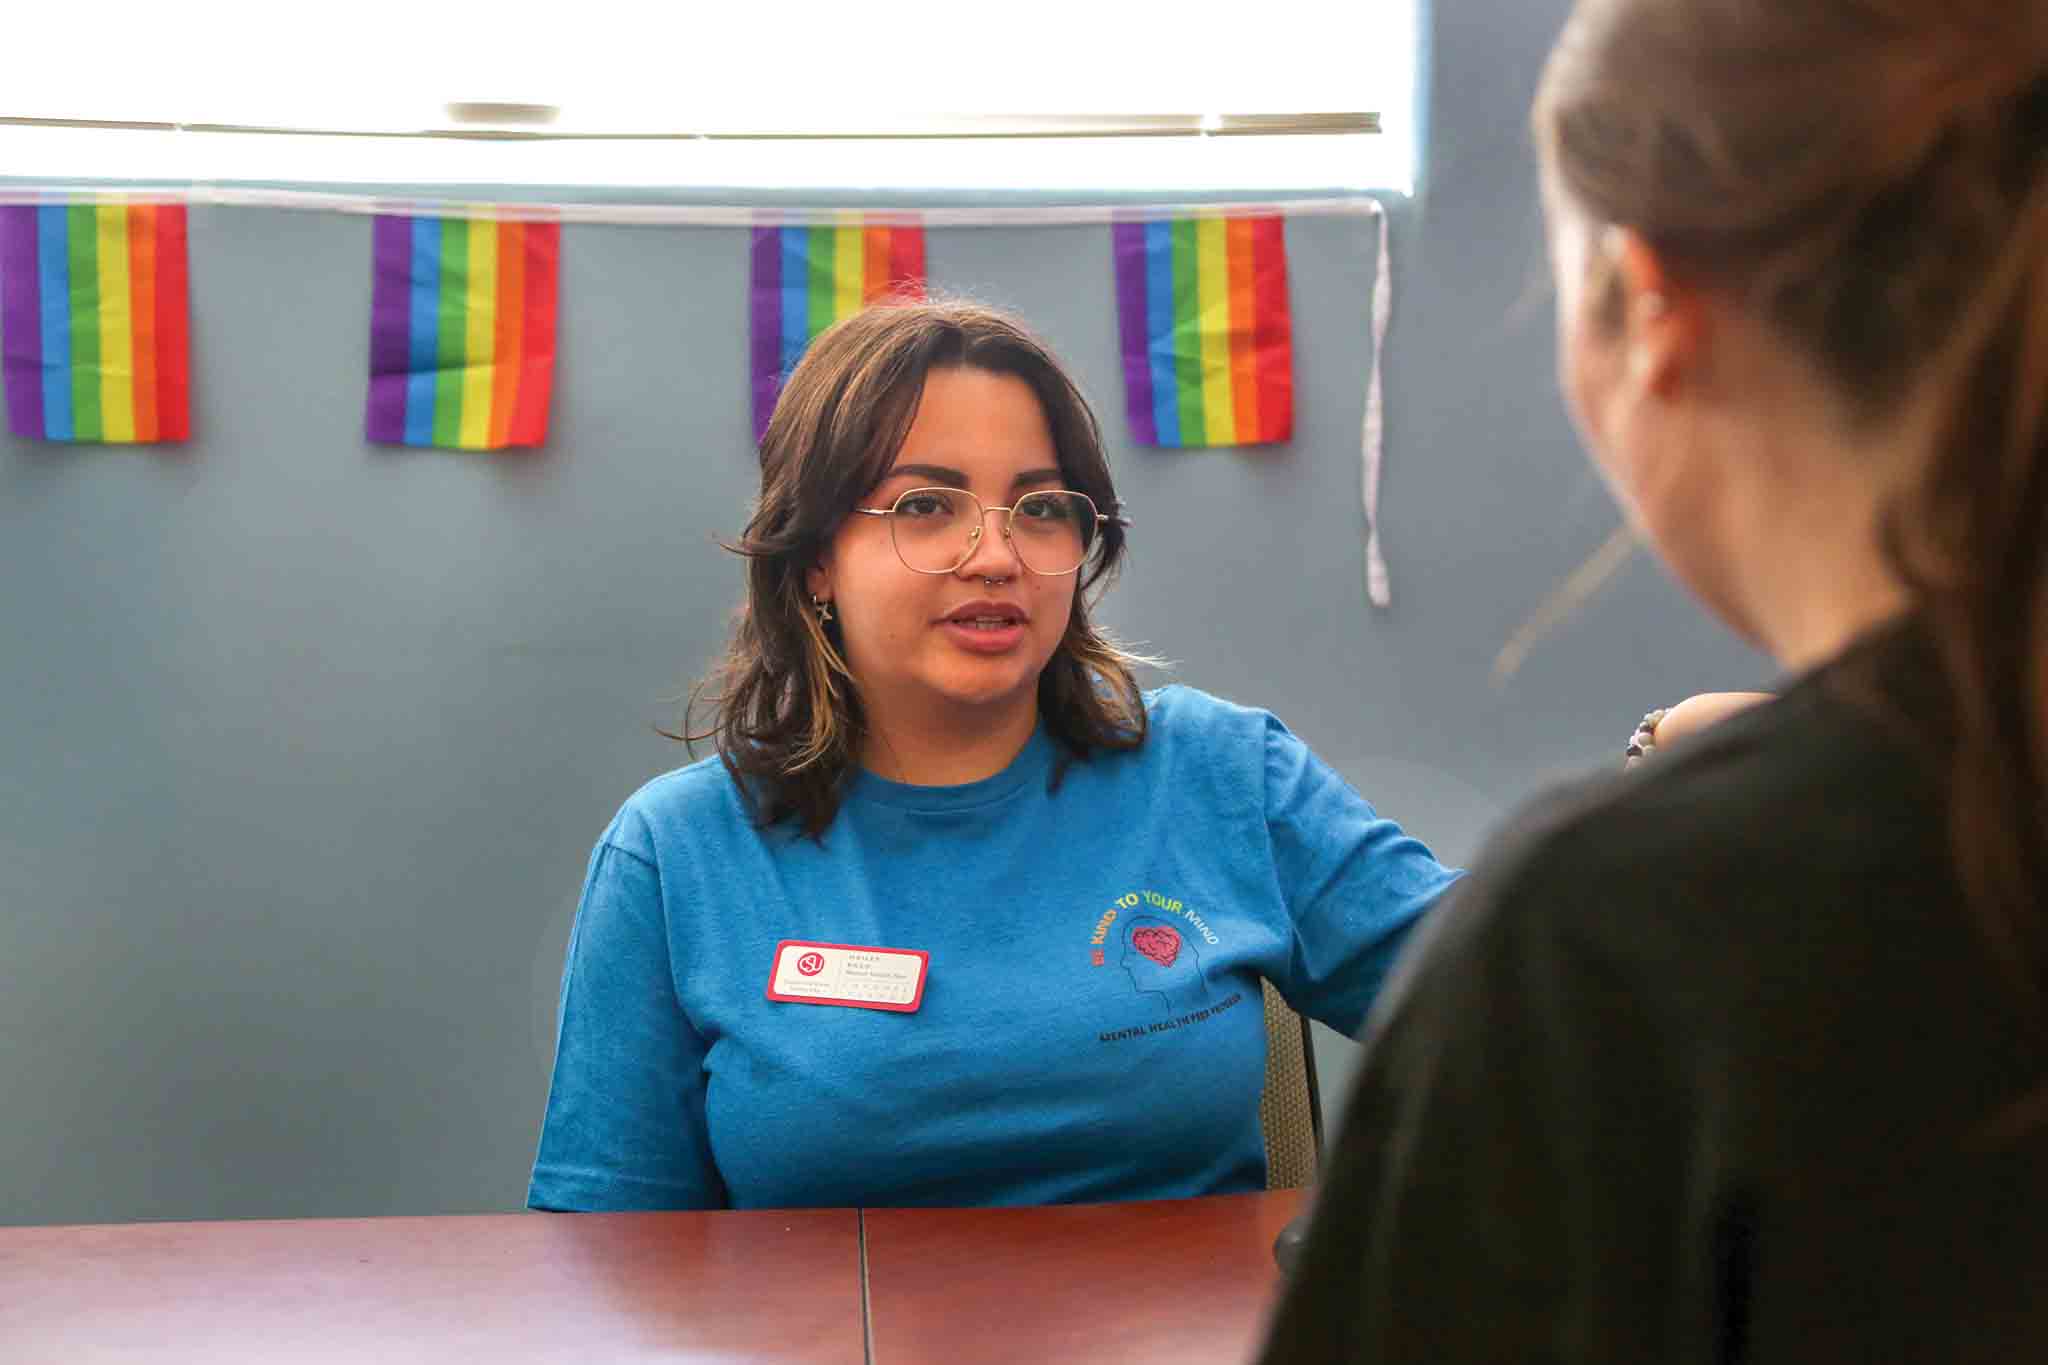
<box><xmin>807</xmin><ymin>366</ymin><xmax>1080</xmax><ymax>737</ymax></box>
<box><xmin>1544</xmin><ymin>186</ymin><xmax>1640</xmax><ymax>516</ymax></box>
<box><xmin>1543</xmin><ymin>181</ymin><xmax>1765</xmax><ymax>646</ymax></box>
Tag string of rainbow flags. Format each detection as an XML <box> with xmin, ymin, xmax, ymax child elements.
<box><xmin>0</xmin><ymin>195</ymin><xmax>1392</xmax><ymax>605</ymax></box>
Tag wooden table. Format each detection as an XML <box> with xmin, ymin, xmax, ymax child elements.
<box><xmin>0</xmin><ymin>1190</ymin><xmax>1305</xmax><ymax>1364</ymax></box>
<box><xmin>0</xmin><ymin>1208</ymin><xmax>866</xmax><ymax>1364</ymax></box>
<box><xmin>863</xmin><ymin>1189</ymin><xmax>1306</xmax><ymax>1364</ymax></box>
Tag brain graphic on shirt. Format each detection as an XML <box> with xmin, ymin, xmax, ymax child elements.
<box><xmin>1130</xmin><ymin>925</ymin><xmax>1182</xmax><ymax>967</ymax></box>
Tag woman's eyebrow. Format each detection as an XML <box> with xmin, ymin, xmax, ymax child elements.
<box><xmin>881</xmin><ymin>462</ymin><xmax>968</xmax><ymax>488</ymax></box>
<box><xmin>879</xmin><ymin>464</ymin><xmax>1066</xmax><ymax>491</ymax></box>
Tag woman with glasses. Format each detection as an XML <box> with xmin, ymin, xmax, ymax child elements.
<box><xmin>527</xmin><ymin>300</ymin><xmax>1465</xmax><ymax>1212</ymax></box>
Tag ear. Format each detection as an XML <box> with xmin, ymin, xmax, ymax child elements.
<box><xmin>1607</xmin><ymin>227</ymin><xmax>1706</xmax><ymax>401</ymax></box>
<box><xmin>803</xmin><ymin>555</ymin><xmax>831</xmax><ymax>603</ymax></box>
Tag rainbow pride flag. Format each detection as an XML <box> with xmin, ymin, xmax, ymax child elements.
<box><xmin>749</xmin><ymin>220</ymin><xmax>926</xmax><ymax>441</ymax></box>
<box><xmin>1112</xmin><ymin>215</ymin><xmax>1293</xmax><ymax>447</ymax></box>
<box><xmin>0</xmin><ymin>203</ymin><xmax>191</xmax><ymax>443</ymax></box>
<box><xmin>366</xmin><ymin>215</ymin><xmax>559</xmax><ymax>451</ymax></box>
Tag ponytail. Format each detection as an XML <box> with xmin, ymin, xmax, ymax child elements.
<box><xmin>1885</xmin><ymin>137</ymin><xmax>2048</xmax><ymax>1017</ymax></box>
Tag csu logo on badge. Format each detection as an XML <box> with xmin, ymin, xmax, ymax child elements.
<box><xmin>796</xmin><ymin>952</ymin><xmax>826</xmax><ymax>977</ymax></box>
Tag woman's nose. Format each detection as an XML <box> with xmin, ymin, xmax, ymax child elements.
<box><xmin>957</xmin><ymin>506</ymin><xmax>1024</xmax><ymax>579</ymax></box>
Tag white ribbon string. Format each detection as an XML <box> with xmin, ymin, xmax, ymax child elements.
<box><xmin>0</xmin><ymin>184</ymin><xmax>1387</xmax><ymax>229</ymax></box>
<box><xmin>1361</xmin><ymin>200</ymin><xmax>1393</xmax><ymax>608</ymax></box>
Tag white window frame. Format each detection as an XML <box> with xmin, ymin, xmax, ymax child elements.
<box><xmin>2</xmin><ymin>1</ymin><xmax>1419</xmax><ymax>194</ymax></box>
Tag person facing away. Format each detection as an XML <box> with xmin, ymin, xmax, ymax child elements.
<box><xmin>526</xmin><ymin>300</ymin><xmax>1465</xmax><ymax>1211</ymax></box>
<box><xmin>1260</xmin><ymin>1</ymin><xmax>2048</xmax><ymax>1360</ymax></box>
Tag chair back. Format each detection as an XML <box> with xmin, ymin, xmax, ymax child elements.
<box><xmin>1258</xmin><ymin>979</ymin><xmax>1325</xmax><ymax>1189</ymax></box>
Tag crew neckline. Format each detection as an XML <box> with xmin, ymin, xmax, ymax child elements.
<box><xmin>846</xmin><ymin>723</ymin><xmax>1057</xmax><ymax>813</ymax></box>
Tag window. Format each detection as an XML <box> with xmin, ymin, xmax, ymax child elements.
<box><xmin>2</xmin><ymin>1</ymin><xmax>1418</xmax><ymax>193</ymax></box>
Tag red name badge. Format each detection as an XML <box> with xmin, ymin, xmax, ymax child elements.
<box><xmin>765</xmin><ymin>940</ymin><xmax>929</xmax><ymax>1013</ymax></box>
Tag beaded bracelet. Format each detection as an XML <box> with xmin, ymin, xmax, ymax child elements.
<box><xmin>1623</xmin><ymin>707</ymin><xmax>1667</xmax><ymax>769</ymax></box>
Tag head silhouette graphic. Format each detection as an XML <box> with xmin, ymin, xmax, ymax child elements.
<box><xmin>1120</xmin><ymin>915</ymin><xmax>1209</xmax><ymax>1013</ymax></box>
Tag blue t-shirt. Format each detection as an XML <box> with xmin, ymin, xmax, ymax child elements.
<box><xmin>527</xmin><ymin>686</ymin><xmax>1462</xmax><ymax>1211</ymax></box>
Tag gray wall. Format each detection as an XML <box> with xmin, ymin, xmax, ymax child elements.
<box><xmin>0</xmin><ymin>0</ymin><xmax>1767</xmax><ymax>1226</ymax></box>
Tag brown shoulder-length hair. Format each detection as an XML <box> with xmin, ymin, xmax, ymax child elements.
<box><xmin>686</xmin><ymin>298</ymin><xmax>1154</xmax><ymax>838</ymax></box>
<box><xmin>1537</xmin><ymin>3</ymin><xmax>2048</xmax><ymax>1045</ymax></box>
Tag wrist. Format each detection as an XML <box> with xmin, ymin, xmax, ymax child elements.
<box><xmin>1623</xmin><ymin>708</ymin><xmax>1667</xmax><ymax>769</ymax></box>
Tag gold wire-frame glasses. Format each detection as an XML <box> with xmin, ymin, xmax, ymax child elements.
<box><xmin>849</xmin><ymin>486</ymin><xmax>1118</xmax><ymax>576</ymax></box>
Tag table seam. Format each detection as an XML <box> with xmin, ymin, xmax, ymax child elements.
<box><xmin>858</xmin><ymin>1207</ymin><xmax>874</xmax><ymax>1365</ymax></box>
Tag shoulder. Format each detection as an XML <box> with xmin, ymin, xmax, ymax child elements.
<box><xmin>1132</xmin><ymin>683</ymin><xmax>1295</xmax><ymax>785</ymax></box>
<box><xmin>1410</xmin><ymin>660</ymin><xmax>1949</xmax><ymax>1004</ymax></box>
<box><xmin>600</xmin><ymin>753</ymin><xmax>754</xmax><ymax>864</ymax></box>
<box><xmin>1141</xmin><ymin>683</ymin><xmax>1292</xmax><ymax>752</ymax></box>
<box><xmin>1606</xmin><ymin>646</ymin><xmax>1947</xmax><ymax>890</ymax></box>
<box><xmin>1134</xmin><ymin>684</ymin><xmax>1368</xmax><ymax>811</ymax></box>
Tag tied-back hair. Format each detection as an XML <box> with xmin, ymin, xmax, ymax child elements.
<box><xmin>685</xmin><ymin>299</ymin><xmax>1153</xmax><ymax>838</ymax></box>
<box><xmin>1537</xmin><ymin>3</ymin><xmax>2048</xmax><ymax>1048</ymax></box>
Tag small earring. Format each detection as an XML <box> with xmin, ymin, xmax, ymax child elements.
<box><xmin>811</xmin><ymin>593</ymin><xmax>834</xmax><ymax>625</ymax></box>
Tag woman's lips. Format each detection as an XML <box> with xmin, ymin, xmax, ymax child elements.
<box><xmin>938</xmin><ymin>601</ymin><xmax>1027</xmax><ymax>652</ymax></box>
